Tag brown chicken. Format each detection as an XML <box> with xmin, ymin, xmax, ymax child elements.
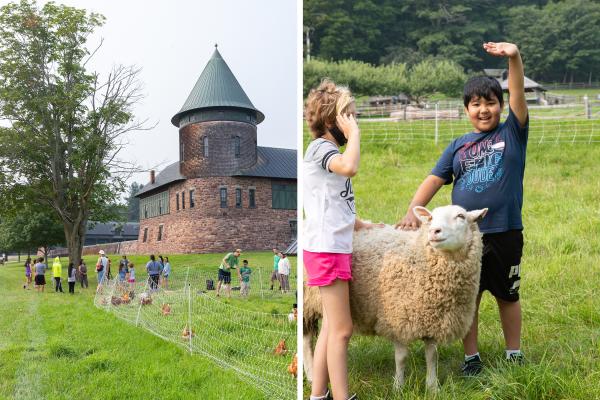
<box><xmin>287</xmin><ymin>354</ymin><xmax>297</xmax><ymax>377</ymax></box>
<box><xmin>274</xmin><ymin>339</ymin><xmax>287</xmax><ymax>356</ymax></box>
<box><xmin>161</xmin><ymin>303</ymin><xmax>172</xmax><ymax>316</ymax></box>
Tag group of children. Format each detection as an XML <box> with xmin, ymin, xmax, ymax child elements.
<box><xmin>304</xmin><ymin>42</ymin><xmax>528</xmax><ymax>400</ymax></box>
<box><xmin>24</xmin><ymin>256</ymin><xmax>85</xmax><ymax>294</ymax></box>
<box><xmin>215</xmin><ymin>248</ymin><xmax>293</xmax><ymax>298</ymax></box>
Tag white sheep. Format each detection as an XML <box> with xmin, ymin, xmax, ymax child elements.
<box><xmin>303</xmin><ymin>205</ymin><xmax>487</xmax><ymax>391</ymax></box>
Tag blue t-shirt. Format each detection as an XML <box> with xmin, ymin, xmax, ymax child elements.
<box><xmin>431</xmin><ymin>108</ymin><xmax>528</xmax><ymax>233</ymax></box>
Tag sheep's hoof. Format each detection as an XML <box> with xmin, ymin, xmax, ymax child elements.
<box><xmin>425</xmin><ymin>382</ymin><xmax>440</xmax><ymax>394</ymax></box>
<box><xmin>393</xmin><ymin>377</ymin><xmax>404</xmax><ymax>390</ymax></box>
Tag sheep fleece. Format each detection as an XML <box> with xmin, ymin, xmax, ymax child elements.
<box><xmin>304</xmin><ymin>225</ymin><xmax>483</xmax><ymax>344</ymax></box>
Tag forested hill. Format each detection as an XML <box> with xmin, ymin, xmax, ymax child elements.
<box><xmin>304</xmin><ymin>0</ymin><xmax>600</xmax><ymax>83</ymax></box>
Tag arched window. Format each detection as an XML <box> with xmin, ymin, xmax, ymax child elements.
<box><xmin>203</xmin><ymin>136</ymin><xmax>209</xmax><ymax>157</ymax></box>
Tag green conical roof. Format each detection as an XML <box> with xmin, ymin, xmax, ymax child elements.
<box><xmin>171</xmin><ymin>47</ymin><xmax>264</xmax><ymax>126</ymax></box>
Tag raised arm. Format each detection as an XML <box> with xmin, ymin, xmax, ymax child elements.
<box><xmin>483</xmin><ymin>42</ymin><xmax>528</xmax><ymax>126</ymax></box>
<box><xmin>328</xmin><ymin>113</ymin><xmax>360</xmax><ymax>177</ymax></box>
<box><xmin>396</xmin><ymin>175</ymin><xmax>446</xmax><ymax>230</ymax></box>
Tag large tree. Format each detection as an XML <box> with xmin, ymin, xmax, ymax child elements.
<box><xmin>0</xmin><ymin>1</ymin><xmax>146</xmax><ymax>265</ymax></box>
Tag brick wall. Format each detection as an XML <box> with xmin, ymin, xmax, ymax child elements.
<box><xmin>136</xmin><ymin>176</ymin><xmax>296</xmax><ymax>254</ymax></box>
<box><xmin>180</xmin><ymin>121</ymin><xmax>257</xmax><ymax>177</ymax></box>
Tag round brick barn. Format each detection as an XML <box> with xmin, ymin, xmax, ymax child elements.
<box><xmin>134</xmin><ymin>47</ymin><xmax>297</xmax><ymax>254</ymax></box>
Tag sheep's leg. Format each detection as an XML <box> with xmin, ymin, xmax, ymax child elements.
<box><xmin>303</xmin><ymin>332</ymin><xmax>314</xmax><ymax>382</ymax></box>
<box><xmin>424</xmin><ymin>339</ymin><xmax>439</xmax><ymax>392</ymax></box>
<box><xmin>393</xmin><ymin>342</ymin><xmax>409</xmax><ymax>389</ymax></box>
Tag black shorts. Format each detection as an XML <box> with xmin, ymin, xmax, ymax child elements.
<box><xmin>35</xmin><ymin>275</ymin><xmax>46</xmax><ymax>285</ymax></box>
<box><xmin>479</xmin><ymin>229</ymin><xmax>523</xmax><ymax>302</ymax></box>
<box><xmin>218</xmin><ymin>269</ymin><xmax>231</xmax><ymax>284</ymax></box>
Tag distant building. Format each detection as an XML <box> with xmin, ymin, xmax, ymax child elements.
<box><xmin>134</xmin><ymin>47</ymin><xmax>297</xmax><ymax>254</ymax></box>
<box><xmin>84</xmin><ymin>222</ymin><xmax>139</xmax><ymax>246</ymax></box>
<box><xmin>483</xmin><ymin>69</ymin><xmax>547</xmax><ymax>104</ymax></box>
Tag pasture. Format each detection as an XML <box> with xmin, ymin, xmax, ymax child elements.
<box><xmin>303</xmin><ymin>120</ymin><xmax>600</xmax><ymax>399</ymax></box>
<box><xmin>0</xmin><ymin>252</ymin><xmax>297</xmax><ymax>400</ymax></box>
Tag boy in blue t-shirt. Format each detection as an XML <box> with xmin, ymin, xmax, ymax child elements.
<box><xmin>397</xmin><ymin>42</ymin><xmax>528</xmax><ymax>376</ymax></box>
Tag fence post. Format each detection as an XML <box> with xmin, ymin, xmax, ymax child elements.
<box><xmin>584</xmin><ymin>95</ymin><xmax>591</xmax><ymax>119</ymax></box>
<box><xmin>258</xmin><ymin>266</ymin><xmax>264</xmax><ymax>300</ymax></box>
<box><xmin>188</xmin><ymin>275</ymin><xmax>193</xmax><ymax>354</ymax></box>
<box><xmin>434</xmin><ymin>102</ymin><xmax>439</xmax><ymax>145</ymax></box>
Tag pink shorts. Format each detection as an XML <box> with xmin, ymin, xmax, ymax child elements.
<box><xmin>128</xmin><ymin>278</ymin><xmax>135</xmax><ymax>283</ymax></box>
<box><xmin>304</xmin><ymin>250</ymin><xmax>352</xmax><ymax>287</ymax></box>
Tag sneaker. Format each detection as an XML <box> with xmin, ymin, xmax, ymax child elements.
<box><xmin>507</xmin><ymin>352</ymin><xmax>525</xmax><ymax>365</ymax></box>
<box><xmin>461</xmin><ymin>354</ymin><xmax>483</xmax><ymax>376</ymax></box>
<box><xmin>308</xmin><ymin>390</ymin><xmax>333</xmax><ymax>400</ymax></box>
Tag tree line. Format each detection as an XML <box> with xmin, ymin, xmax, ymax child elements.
<box><xmin>304</xmin><ymin>0</ymin><xmax>600</xmax><ymax>84</ymax></box>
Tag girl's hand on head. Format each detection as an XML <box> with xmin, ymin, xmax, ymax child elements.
<box><xmin>335</xmin><ymin>113</ymin><xmax>359</xmax><ymax>138</ymax></box>
<box><xmin>483</xmin><ymin>42</ymin><xmax>519</xmax><ymax>58</ymax></box>
<box><xmin>395</xmin><ymin>211</ymin><xmax>421</xmax><ymax>231</ymax></box>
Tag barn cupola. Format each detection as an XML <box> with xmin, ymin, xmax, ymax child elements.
<box><xmin>172</xmin><ymin>45</ymin><xmax>264</xmax><ymax>178</ymax></box>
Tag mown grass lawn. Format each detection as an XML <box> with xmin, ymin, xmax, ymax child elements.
<box><xmin>303</xmin><ymin>131</ymin><xmax>600</xmax><ymax>398</ymax></box>
<box><xmin>0</xmin><ymin>252</ymin><xmax>297</xmax><ymax>400</ymax></box>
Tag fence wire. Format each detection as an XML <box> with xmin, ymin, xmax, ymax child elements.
<box><xmin>94</xmin><ymin>267</ymin><xmax>297</xmax><ymax>399</ymax></box>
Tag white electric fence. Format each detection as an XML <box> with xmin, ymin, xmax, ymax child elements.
<box><xmin>94</xmin><ymin>267</ymin><xmax>297</xmax><ymax>399</ymax></box>
<box><xmin>354</xmin><ymin>99</ymin><xmax>600</xmax><ymax>144</ymax></box>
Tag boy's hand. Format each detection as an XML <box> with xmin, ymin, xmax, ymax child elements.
<box><xmin>336</xmin><ymin>113</ymin><xmax>360</xmax><ymax>139</ymax></box>
<box><xmin>396</xmin><ymin>211</ymin><xmax>421</xmax><ymax>231</ymax></box>
<box><xmin>483</xmin><ymin>42</ymin><xmax>519</xmax><ymax>58</ymax></box>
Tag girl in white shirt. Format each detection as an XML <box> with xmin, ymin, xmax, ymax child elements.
<box><xmin>304</xmin><ymin>80</ymin><xmax>381</xmax><ymax>400</ymax></box>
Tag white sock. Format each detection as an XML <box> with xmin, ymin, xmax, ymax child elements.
<box><xmin>506</xmin><ymin>349</ymin><xmax>522</xmax><ymax>358</ymax></box>
<box><xmin>310</xmin><ymin>395</ymin><xmax>327</xmax><ymax>400</ymax></box>
<box><xmin>465</xmin><ymin>352</ymin><xmax>480</xmax><ymax>360</ymax></box>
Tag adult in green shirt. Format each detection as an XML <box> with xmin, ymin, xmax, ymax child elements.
<box><xmin>270</xmin><ymin>248</ymin><xmax>281</xmax><ymax>291</ymax></box>
<box><xmin>216</xmin><ymin>248</ymin><xmax>242</xmax><ymax>297</ymax></box>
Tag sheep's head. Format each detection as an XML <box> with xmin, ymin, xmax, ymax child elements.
<box><xmin>413</xmin><ymin>205</ymin><xmax>487</xmax><ymax>251</ymax></box>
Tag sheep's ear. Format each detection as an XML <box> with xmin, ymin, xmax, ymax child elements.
<box><xmin>413</xmin><ymin>206</ymin><xmax>432</xmax><ymax>223</ymax></box>
<box><xmin>467</xmin><ymin>208</ymin><xmax>488</xmax><ymax>222</ymax></box>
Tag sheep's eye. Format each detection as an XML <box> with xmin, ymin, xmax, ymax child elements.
<box><xmin>457</xmin><ymin>214</ymin><xmax>465</xmax><ymax>219</ymax></box>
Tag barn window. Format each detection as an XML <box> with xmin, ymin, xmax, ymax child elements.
<box><xmin>272</xmin><ymin>183</ymin><xmax>297</xmax><ymax>210</ymax></box>
<box><xmin>234</xmin><ymin>136</ymin><xmax>241</xmax><ymax>158</ymax></box>
<box><xmin>143</xmin><ymin>228</ymin><xmax>148</xmax><ymax>243</ymax></box>
<box><xmin>190</xmin><ymin>189</ymin><xmax>195</xmax><ymax>208</ymax></box>
<box><xmin>220</xmin><ymin>188</ymin><xmax>227</xmax><ymax>208</ymax></box>
<box><xmin>182</xmin><ymin>191</ymin><xmax>185</xmax><ymax>210</ymax></box>
<box><xmin>157</xmin><ymin>225</ymin><xmax>163</xmax><ymax>241</ymax></box>
<box><xmin>290</xmin><ymin>220</ymin><xmax>297</xmax><ymax>239</ymax></box>
<box><xmin>249</xmin><ymin>188</ymin><xmax>256</xmax><ymax>208</ymax></box>
<box><xmin>203</xmin><ymin>136</ymin><xmax>209</xmax><ymax>157</ymax></box>
<box><xmin>176</xmin><ymin>193</ymin><xmax>179</xmax><ymax>211</ymax></box>
<box><xmin>235</xmin><ymin>188</ymin><xmax>242</xmax><ymax>208</ymax></box>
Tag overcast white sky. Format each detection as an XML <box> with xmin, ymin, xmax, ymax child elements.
<box><xmin>2</xmin><ymin>0</ymin><xmax>298</xmax><ymax>186</ymax></box>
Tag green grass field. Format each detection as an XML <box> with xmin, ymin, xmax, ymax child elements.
<box><xmin>303</xmin><ymin>125</ymin><xmax>600</xmax><ymax>398</ymax></box>
<box><xmin>0</xmin><ymin>252</ymin><xmax>297</xmax><ymax>400</ymax></box>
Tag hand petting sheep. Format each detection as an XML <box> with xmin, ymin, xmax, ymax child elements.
<box><xmin>304</xmin><ymin>205</ymin><xmax>487</xmax><ymax>392</ymax></box>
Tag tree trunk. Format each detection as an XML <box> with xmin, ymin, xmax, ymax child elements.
<box><xmin>64</xmin><ymin>218</ymin><xmax>86</xmax><ymax>265</ymax></box>
<box><xmin>43</xmin><ymin>246</ymin><xmax>48</xmax><ymax>265</ymax></box>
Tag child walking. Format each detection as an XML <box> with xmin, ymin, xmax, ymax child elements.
<box><xmin>304</xmin><ymin>80</ymin><xmax>380</xmax><ymax>400</ymax></box>
<box><xmin>67</xmin><ymin>262</ymin><xmax>76</xmax><ymax>294</ymax></box>
<box><xmin>398</xmin><ymin>42</ymin><xmax>528</xmax><ymax>375</ymax></box>
<box><xmin>239</xmin><ymin>259</ymin><xmax>252</xmax><ymax>297</ymax></box>
<box><xmin>128</xmin><ymin>263</ymin><xmax>136</xmax><ymax>290</ymax></box>
<box><xmin>52</xmin><ymin>256</ymin><xmax>64</xmax><ymax>293</ymax></box>
<box><xmin>78</xmin><ymin>259</ymin><xmax>88</xmax><ymax>288</ymax></box>
<box><xmin>24</xmin><ymin>257</ymin><xmax>32</xmax><ymax>289</ymax></box>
